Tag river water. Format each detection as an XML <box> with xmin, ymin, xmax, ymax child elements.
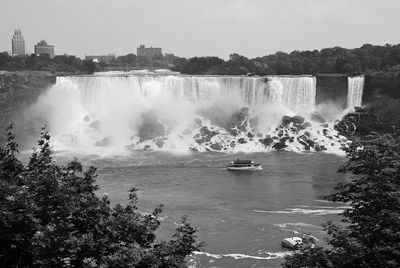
<box><xmin>67</xmin><ymin>150</ymin><xmax>346</xmax><ymax>268</ymax></box>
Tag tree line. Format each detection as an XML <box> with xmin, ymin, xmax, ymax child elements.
<box><xmin>0</xmin><ymin>52</ymin><xmax>180</xmax><ymax>74</ymax></box>
<box><xmin>172</xmin><ymin>43</ymin><xmax>400</xmax><ymax>75</ymax></box>
<box><xmin>1</xmin><ymin>43</ymin><xmax>400</xmax><ymax>75</ymax></box>
<box><xmin>0</xmin><ymin>53</ymin><xmax>97</xmax><ymax>74</ymax></box>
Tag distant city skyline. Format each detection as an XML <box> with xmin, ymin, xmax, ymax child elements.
<box><xmin>1</xmin><ymin>0</ymin><xmax>400</xmax><ymax>59</ymax></box>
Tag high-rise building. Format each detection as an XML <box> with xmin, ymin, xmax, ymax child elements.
<box><xmin>34</xmin><ymin>40</ymin><xmax>55</xmax><ymax>58</ymax></box>
<box><xmin>137</xmin><ymin>45</ymin><xmax>162</xmax><ymax>58</ymax></box>
<box><xmin>12</xmin><ymin>29</ymin><xmax>25</xmax><ymax>55</ymax></box>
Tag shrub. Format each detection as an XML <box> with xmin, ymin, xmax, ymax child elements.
<box><xmin>282</xmin><ymin>134</ymin><xmax>400</xmax><ymax>268</ymax></box>
<box><xmin>0</xmin><ymin>124</ymin><xmax>201</xmax><ymax>267</ymax></box>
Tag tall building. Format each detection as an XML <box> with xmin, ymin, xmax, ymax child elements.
<box><xmin>137</xmin><ymin>45</ymin><xmax>162</xmax><ymax>58</ymax></box>
<box><xmin>12</xmin><ymin>29</ymin><xmax>25</xmax><ymax>55</ymax></box>
<box><xmin>34</xmin><ymin>40</ymin><xmax>55</xmax><ymax>58</ymax></box>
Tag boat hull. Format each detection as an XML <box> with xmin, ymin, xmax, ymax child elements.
<box><xmin>226</xmin><ymin>165</ymin><xmax>263</xmax><ymax>171</ymax></box>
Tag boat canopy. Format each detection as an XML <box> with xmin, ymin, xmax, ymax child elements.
<box><xmin>233</xmin><ymin>159</ymin><xmax>253</xmax><ymax>164</ymax></box>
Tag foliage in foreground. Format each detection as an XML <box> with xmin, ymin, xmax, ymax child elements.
<box><xmin>282</xmin><ymin>134</ymin><xmax>400</xmax><ymax>268</ymax></box>
<box><xmin>0</xmin><ymin>125</ymin><xmax>201</xmax><ymax>267</ymax></box>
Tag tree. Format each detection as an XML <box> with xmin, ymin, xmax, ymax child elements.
<box><xmin>81</xmin><ymin>60</ymin><xmax>97</xmax><ymax>74</ymax></box>
<box><xmin>282</xmin><ymin>134</ymin><xmax>400</xmax><ymax>268</ymax></box>
<box><xmin>0</xmin><ymin>125</ymin><xmax>201</xmax><ymax>267</ymax></box>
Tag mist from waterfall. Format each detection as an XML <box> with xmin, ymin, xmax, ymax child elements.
<box><xmin>347</xmin><ymin>76</ymin><xmax>365</xmax><ymax>108</ymax></box>
<box><xmin>30</xmin><ymin>74</ymin><xmax>358</xmax><ymax>154</ymax></box>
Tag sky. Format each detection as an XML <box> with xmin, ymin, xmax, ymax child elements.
<box><xmin>1</xmin><ymin>0</ymin><xmax>400</xmax><ymax>59</ymax></box>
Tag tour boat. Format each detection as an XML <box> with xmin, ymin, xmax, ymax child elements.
<box><xmin>226</xmin><ymin>159</ymin><xmax>262</xmax><ymax>171</ymax></box>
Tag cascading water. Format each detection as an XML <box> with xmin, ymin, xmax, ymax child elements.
<box><xmin>30</xmin><ymin>74</ymin><xmax>350</xmax><ymax>154</ymax></box>
<box><xmin>347</xmin><ymin>76</ymin><xmax>365</xmax><ymax>108</ymax></box>
<box><xmin>267</xmin><ymin>76</ymin><xmax>316</xmax><ymax>113</ymax></box>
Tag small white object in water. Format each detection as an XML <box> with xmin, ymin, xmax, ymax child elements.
<box><xmin>282</xmin><ymin>237</ymin><xmax>303</xmax><ymax>249</ymax></box>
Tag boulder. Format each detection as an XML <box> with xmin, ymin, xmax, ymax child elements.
<box><xmin>306</xmin><ymin>139</ymin><xmax>315</xmax><ymax>147</ymax></box>
<box><xmin>229</xmin><ymin>128</ymin><xmax>240</xmax><ymax>136</ymax></box>
<box><xmin>155</xmin><ymin>138</ymin><xmax>164</xmax><ymax>148</ymax></box>
<box><xmin>291</xmin><ymin>116</ymin><xmax>305</xmax><ymax>125</ymax></box>
<box><xmin>281</xmin><ymin>115</ymin><xmax>292</xmax><ymax>126</ymax></box>
<box><xmin>290</xmin><ymin>126</ymin><xmax>300</xmax><ymax>133</ymax></box>
<box><xmin>297</xmin><ymin>135</ymin><xmax>314</xmax><ymax>148</ymax></box>
<box><xmin>144</xmin><ymin>145</ymin><xmax>151</xmax><ymax>150</ymax></box>
<box><xmin>196</xmin><ymin>126</ymin><xmax>219</xmax><ymax>144</ymax></box>
<box><xmin>199</xmin><ymin>126</ymin><xmax>218</xmax><ymax>137</ymax></box>
<box><xmin>258</xmin><ymin>136</ymin><xmax>273</xmax><ymax>146</ymax></box>
<box><xmin>273</xmin><ymin>141</ymin><xmax>287</xmax><ymax>150</ymax></box>
<box><xmin>280</xmin><ymin>137</ymin><xmax>290</xmax><ymax>144</ymax></box>
<box><xmin>301</xmin><ymin>122</ymin><xmax>312</xmax><ymax>129</ymax></box>
<box><xmin>238</xmin><ymin>138</ymin><xmax>247</xmax><ymax>144</ymax></box>
<box><xmin>315</xmin><ymin>145</ymin><xmax>327</xmax><ymax>151</ymax></box>
<box><xmin>247</xmin><ymin>132</ymin><xmax>254</xmax><ymax>138</ymax></box>
<box><xmin>210</xmin><ymin>143</ymin><xmax>222</xmax><ymax>151</ymax></box>
<box><xmin>230</xmin><ymin>141</ymin><xmax>236</xmax><ymax>147</ymax></box>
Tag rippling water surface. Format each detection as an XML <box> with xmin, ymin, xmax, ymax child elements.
<box><xmin>57</xmin><ymin>151</ymin><xmax>346</xmax><ymax>267</ymax></box>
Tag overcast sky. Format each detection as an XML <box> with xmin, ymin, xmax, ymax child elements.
<box><xmin>1</xmin><ymin>0</ymin><xmax>399</xmax><ymax>59</ymax></box>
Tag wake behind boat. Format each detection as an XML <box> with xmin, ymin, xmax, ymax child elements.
<box><xmin>227</xmin><ymin>159</ymin><xmax>263</xmax><ymax>171</ymax></box>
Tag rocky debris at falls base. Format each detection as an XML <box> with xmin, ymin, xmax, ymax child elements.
<box><xmin>130</xmin><ymin>106</ymin><xmax>348</xmax><ymax>153</ymax></box>
<box><xmin>194</xmin><ymin>126</ymin><xmax>219</xmax><ymax>144</ymax></box>
<box><xmin>59</xmin><ymin>106</ymin><xmax>348</xmax><ymax>153</ymax></box>
<box><xmin>334</xmin><ymin>107</ymin><xmax>390</xmax><ymax>137</ymax></box>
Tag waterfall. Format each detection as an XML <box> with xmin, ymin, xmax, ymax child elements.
<box><xmin>267</xmin><ymin>76</ymin><xmax>316</xmax><ymax>114</ymax></box>
<box><xmin>49</xmin><ymin>75</ymin><xmax>317</xmax><ymax>114</ymax></box>
<box><xmin>347</xmin><ymin>76</ymin><xmax>365</xmax><ymax>108</ymax></box>
<box><xmin>30</xmin><ymin>74</ymin><xmax>348</xmax><ymax>154</ymax></box>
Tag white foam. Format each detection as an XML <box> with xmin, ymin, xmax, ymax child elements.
<box><xmin>192</xmin><ymin>250</ymin><xmax>291</xmax><ymax>260</ymax></box>
<box><xmin>29</xmin><ymin>74</ymin><xmax>353</xmax><ymax>155</ymax></box>
<box><xmin>274</xmin><ymin>222</ymin><xmax>321</xmax><ymax>229</ymax></box>
<box><xmin>253</xmin><ymin>207</ymin><xmax>346</xmax><ymax>216</ymax></box>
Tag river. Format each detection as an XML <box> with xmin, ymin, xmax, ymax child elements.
<box><xmin>63</xmin><ymin>150</ymin><xmax>347</xmax><ymax>268</ymax></box>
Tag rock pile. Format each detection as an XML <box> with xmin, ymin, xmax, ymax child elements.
<box><xmin>335</xmin><ymin>107</ymin><xmax>381</xmax><ymax>136</ymax></box>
